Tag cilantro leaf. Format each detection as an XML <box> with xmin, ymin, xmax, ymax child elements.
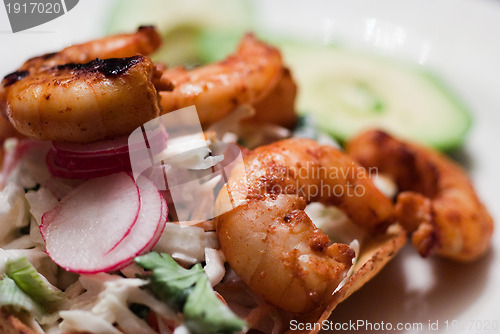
<box><xmin>184</xmin><ymin>275</ymin><xmax>246</xmax><ymax>334</ymax></box>
<box><xmin>134</xmin><ymin>252</ymin><xmax>204</xmax><ymax>311</ymax></box>
<box><xmin>135</xmin><ymin>252</ymin><xmax>246</xmax><ymax>334</ymax></box>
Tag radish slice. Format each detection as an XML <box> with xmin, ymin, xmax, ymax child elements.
<box><xmin>52</xmin><ymin>127</ymin><xmax>167</xmax><ymax>157</ymax></box>
<box><xmin>144</xmin><ymin>194</ymin><xmax>168</xmax><ymax>253</ymax></box>
<box><xmin>42</xmin><ymin>175</ymin><xmax>167</xmax><ymax>274</ymax></box>
<box><xmin>47</xmin><ymin>127</ymin><xmax>168</xmax><ymax>180</ymax></box>
<box><xmin>52</xmin><ymin>136</ymin><xmax>131</xmax><ymax>157</ymax></box>
<box><xmin>52</xmin><ymin>150</ymin><xmax>131</xmax><ymax>171</ymax></box>
<box><xmin>46</xmin><ymin>150</ymin><xmax>130</xmax><ymax>179</ymax></box>
<box><xmin>41</xmin><ymin>173</ymin><xmax>140</xmax><ymax>272</ymax></box>
<box><xmin>102</xmin><ymin>177</ymin><xmax>168</xmax><ymax>271</ymax></box>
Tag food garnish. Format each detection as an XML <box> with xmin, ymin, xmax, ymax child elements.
<box><xmin>135</xmin><ymin>252</ymin><xmax>246</xmax><ymax>334</ymax></box>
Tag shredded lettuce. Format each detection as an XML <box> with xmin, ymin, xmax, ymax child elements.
<box><xmin>135</xmin><ymin>252</ymin><xmax>246</xmax><ymax>334</ymax></box>
<box><xmin>59</xmin><ymin>309</ymin><xmax>123</xmax><ymax>334</ymax></box>
<box><xmin>60</xmin><ymin>274</ymin><xmax>174</xmax><ymax>334</ymax></box>
<box><xmin>0</xmin><ymin>248</ymin><xmax>58</xmax><ymax>284</ymax></box>
<box><xmin>154</xmin><ymin>223</ymin><xmax>218</xmax><ymax>265</ymax></box>
<box><xmin>0</xmin><ymin>183</ymin><xmax>30</xmax><ymax>245</ymax></box>
<box><xmin>5</xmin><ymin>140</ymin><xmax>51</xmax><ymax>190</ymax></box>
<box><xmin>304</xmin><ymin>202</ymin><xmax>366</xmax><ymax>245</ymax></box>
<box><xmin>25</xmin><ymin>187</ymin><xmax>59</xmax><ymax>226</ymax></box>
<box><xmin>0</xmin><ymin>275</ymin><xmax>43</xmax><ymax>317</ymax></box>
<box><xmin>6</xmin><ymin>256</ymin><xmax>65</xmax><ymax>312</ymax></box>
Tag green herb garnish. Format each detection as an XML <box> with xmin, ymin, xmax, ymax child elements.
<box><xmin>135</xmin><ymin>252</ymin><xmax>246</xmax><ymax>334</ymax></box>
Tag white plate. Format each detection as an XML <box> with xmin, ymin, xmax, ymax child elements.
<box><xmin>1</xmin><ymin>0</ymin><xmax>499</xmax><ymax>333</ymax></box>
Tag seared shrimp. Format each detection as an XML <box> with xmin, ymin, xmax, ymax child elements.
<box><xmin>250</xmin><ymin>67</ymin><xmax>297</xmax><ymax>128</ymax></box>
<box><xmin>158</xmin><ymin>34</ymin><xmax>296</xmax><ymax>127</ymax></box>
<box><xmin>347</xmin><ymin>130</ymin><xmax>494</xmax><ymax>262</ymax></box>
<box><xmin>1</xmin><ymin>56</ymin><xmax>164</xmax><ymax>143</ymax></box>
<box><xmin>1</xmin><ymin>28</ymin><xmax>297</xmax><ymax>143</ymax></box>
<box><xmin>0</xmin><ymin>27</ymin><xmax>169</xmax><ymax>143</ymax></box>
<box><xmin>17</xmin><ymin>26</ymin><xmax>161</xmax><ymax>71</ymax></box>
<box><xmin>215</xmin><ymin>138</ymin><xmax>394</xmax><ymax>313</ymax></box>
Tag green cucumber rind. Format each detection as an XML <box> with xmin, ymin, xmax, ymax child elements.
<box><xmin>280</xmin><ymin>42</ymin><xmax>472</xmax><ymax>150</ymax></box>
<box><xmin>417</xmin><ymin>71</ymin><xmax>473</xmax><ymax>150</ymax></box>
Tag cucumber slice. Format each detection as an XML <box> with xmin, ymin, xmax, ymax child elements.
<box><xmin>279</xmin><ymin>42</ymin><xmax>472</xmax><ymax>150</ymax></box>
<box><xmin>105</xmin><ymin>0</ymin><xmax>252</xmax><ymax>66</ymax></box>
<box><xmin>195</xmin><ymin>32</ymin><xmax>471</xmax><ymax>149</ymax></box>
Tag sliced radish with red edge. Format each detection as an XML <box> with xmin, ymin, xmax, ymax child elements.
<box><xmin>47</xmin><ymin>127</ymin><xmax>168</xmax><ymax>179</ymax></box>
<box><xmin>46</xmin><ymin>150</ymin><xmax>131</xmax><ymax>179</ymax></box>
<box><xmin>102</xmin><ymin>177</ymin><xmax>167</xmax><ymax>271</ymax></box>
<box><xmin>52</xmin><ymin>151</ymin><xmax>131</xmax><ymax>171</ymax></box>
<box><xmin>41</xmin><ymin>172</ymin><xmax>140</xmax><ymax>271</ymax></box>
<box><xmin>42</xmin><ymin>173</ymin><xmax>167</xmax><ymax>274</ymax></box>
<box><xmin>52</xmin><ymin>128</ymin><xmax>167</xmax><ymax>157</ymax></box>
<box><xmin>52</xmin><ymin>135</ymin><xmax>131</xmax><ymax>157</ymax></box>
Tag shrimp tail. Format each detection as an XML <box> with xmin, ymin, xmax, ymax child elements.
<box><xmin>347</xmin><ymin>129</ymin><xmax>494</xmax><ymax>262</ymax></box>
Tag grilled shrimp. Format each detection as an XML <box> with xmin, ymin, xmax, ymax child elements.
<box><xmin>0</xmin><ymin>27</ymin><xmax>168</xmax><ymax>143</ymax></box>
<box><xmin>215</xmin><ymin>138</ymin><xmax>394</xmax><ymax>313</ymax></box>
<box><xmin>1</xmin><ymin>27</ymin><xmax>296</xmax><ymax>143</ymax></box>
<box><xmin>17</xmin><ymin>26</ymin><xmax>161</xmax><ymax>71</ymax></box>
<box><xmin>158</xmin><ymin>33</ymin><xmax>297</xmax><ymax>127</ymax></box>
<box><xmin>251</xmin><ymin>67</ymin><xmax>297</xmax><ymax>128</ymax></box>
<box><xmin>347</xmin><ymin>130</ymin><xmax>494</xmax><ymax>262</ymax></box>
<box><xmin>1</xmin><ymin>56</ymin><xmax>164</xmax><ymax>143</ymax></box>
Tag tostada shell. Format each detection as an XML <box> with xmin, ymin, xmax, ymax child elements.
<box><xmin>0</xmin><ymin>309</ymin><xmax>36</xmax><ymax>334</ymax></box>
<box><xmin>280</xmin><ymin>225</ymin><xmax>407</xmax><ymax>334</ymax></box>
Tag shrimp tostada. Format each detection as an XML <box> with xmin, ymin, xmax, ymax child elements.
<box><xmin>0</xmin><ymin>26</ymin><xmax>492</xmax><ymax>334</ymax></box>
